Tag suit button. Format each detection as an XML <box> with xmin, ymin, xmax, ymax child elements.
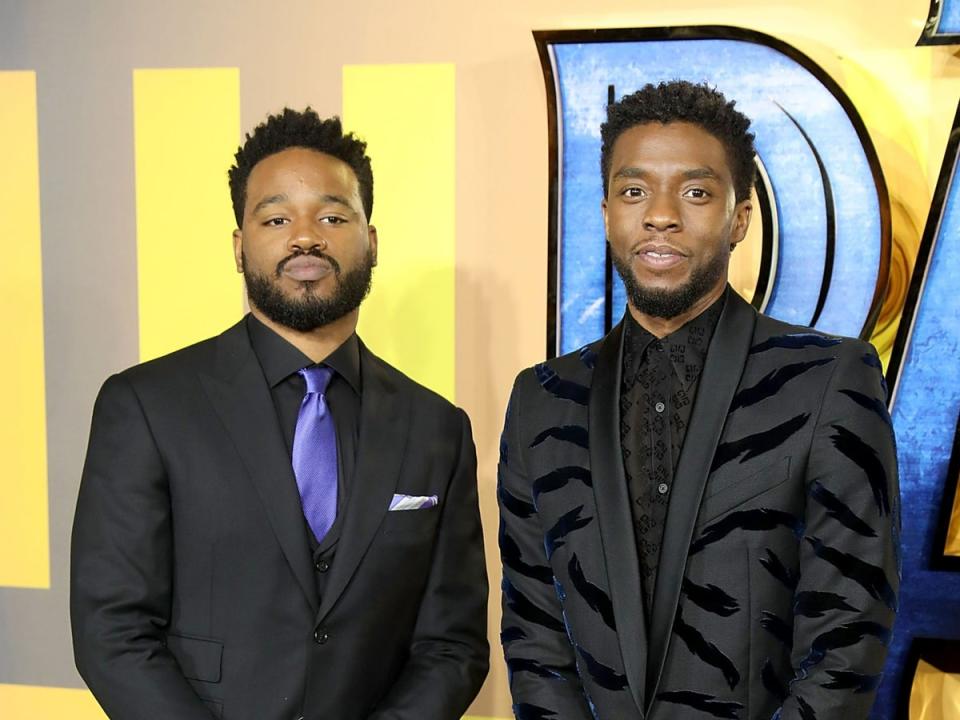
<box><xmin>657</xmin><ymin>482</ymin><xmax>669</xmax><ymax>495</ymax></box>
<box><xmin>314</xmin><ymin>628</ymin><xmax>329</xmax><ymax>644</ymax></box>
<box><xmin>315</xmin><ymin>559</ymin><xmax>330</xmax><ymax>572</ymax></box>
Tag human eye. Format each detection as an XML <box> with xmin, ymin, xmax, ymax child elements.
<box><xmin>683</xmin><ymin>187</ymin><xmax>710</xmax><ymax>200</ymax></box>
<box><xmin>263</xmin><ymin>216</ymin><xmax>288</xmax><ymax>227</ymax></box>
<box><xmin>320</xmin><ymin>215</ymin><xmax>347</xmax><ymax>225</ymax></box>
<box><xmin>620</xmin><ymin>186</ymin><xmax>646</xmax><ymax>199</ymax></box>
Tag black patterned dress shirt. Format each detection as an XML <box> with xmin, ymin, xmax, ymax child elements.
<box><xmin>619</xmin><ymin>296</ymin><xmax>724</xmax><ymax>614</ymax></box>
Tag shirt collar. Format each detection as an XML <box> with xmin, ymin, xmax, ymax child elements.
<box><xmin>622</xmin><ymin>291</ymin><xmax>726</xmax><ymax>390</ymax></box>
<box><xmin>246</xmin><ymin>313</ymin><xmax>361</xmax><ymax>395</ymax></box>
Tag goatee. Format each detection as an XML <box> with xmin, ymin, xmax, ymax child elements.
<box><xmin>610</xmin><ymin>246</ymin><xmax>727</xmax><ymax>319</ymax></box>
<box><xmin>243</xmin><ymin>248</ymin><xmax>374</xmax><ymax>332</ymax></box>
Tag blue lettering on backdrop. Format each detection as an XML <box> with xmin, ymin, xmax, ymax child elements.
<box><xmin>919</xmin><ymin>0</ymin><xmax>960</xmax><ymax>43</ymax></box>
<box><xmin>882</xmin><ymin>100</ymin><xmax>960</xmax><ymax>716</ymax></box>
<box><xmin>947</xmin><ymin>0</ymin><xmax>960</xmax><ymax>32</ymax></box>
<box><xmin>538</xmin><ymin>26</ymin><xmax>960</xmax><ymax>719</ymax></box>
<box><xmin>540</xmin><ymin>27</ymin><xmax>888</xmax><ymax>356</ymax></box>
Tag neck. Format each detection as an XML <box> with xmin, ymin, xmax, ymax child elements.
<box><xmin>249</xmin><ymin>305</ymin><xmax>359</xmax><ymax>363</ymax></box>
<box><xmin>628</xmin><ymin>283</ymin><xmax>726</xmax><ymax>338</ymax></box>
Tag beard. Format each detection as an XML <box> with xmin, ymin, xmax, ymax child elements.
<box><xmin>610</xmin><ymin>244</ymin><xmax>727</xmax><ymax>320</ymax></box>
<box><xmin>243</xmin><ymin>247</ymin><xmax>374</xmax><ymax>332</ymax></box>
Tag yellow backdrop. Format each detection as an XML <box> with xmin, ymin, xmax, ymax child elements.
<box><xmin>0</xmin><ymin>1</ymin><xmax>956</xmax><ymax>718</ymax></box>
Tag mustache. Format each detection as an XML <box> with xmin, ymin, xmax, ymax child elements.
<box><xmin>275</xmin><ymin>248</ymin><xmax>341</xmax><ymax>278</ymax></box>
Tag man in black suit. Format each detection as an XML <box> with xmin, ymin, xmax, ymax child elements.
<box><xmin>498</xmin><ymin>82</ymin><xmax>898</xmax><ymax>719</ymax></box>
<box><xmin>71</xmin><ymin>108</ymin><xmax>488</xmax><ymax>720</ymax></box>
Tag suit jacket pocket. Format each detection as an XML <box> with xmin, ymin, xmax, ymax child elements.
<box><xmin>164</xmin><ymin>632</ymin><xmax>223</xmax><ymax>683</ymax></box>
<box><xmin>381</xmin><ymin>504</ymin><xmax>440</xmax><ymax>540</ymax></box>
<box><xmin>697</xmin><ymin>456</ymin><xmax>791</xmax><ymax>527</ymax></box>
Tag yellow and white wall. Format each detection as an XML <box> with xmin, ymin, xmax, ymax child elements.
<box><xmin>1</xmin><ymin>1</ymin><xmax>958</xmax><ymax>718</ymax></box>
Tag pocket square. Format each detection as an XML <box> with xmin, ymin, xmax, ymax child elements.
<box><xmin>388</xmin><ymin>494</ymin><xmax>438</xmax><ymax>511</ymax></box>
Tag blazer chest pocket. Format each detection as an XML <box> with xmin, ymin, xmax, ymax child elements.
<box><xmin>164</xmin><ymin>632</ymin><xmax>223</xmax><ymax>683</ymax></box>
<box><xmin>381</xmin><ymin>504</ymin><xmax>440</xmax><ymax>541</ymax></box>
<box><xmin>697</xmin><ymin>456</ymin><xmax>791</xmax><ymax>527</ymax></box>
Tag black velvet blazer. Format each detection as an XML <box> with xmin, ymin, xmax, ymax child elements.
<box><xmin>498</xmin><ymin>288</ymin><xmax>899</xmax><ymax>720</ymax></box>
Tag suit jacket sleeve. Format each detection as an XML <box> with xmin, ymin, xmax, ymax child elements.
<box><xmin>779</xmin><ymin>340</ymin><xmax>900</xmax><ymax>718</ymax></box>
<box><xmin>497</xmin><ymin>371</ymin><xmax>595</xmax><ymax>719</ymax></box>
<box><xmin>367</xmin><ymin>407</ymin><xmax>489</xmax><ymax>720</ymax></box>
<box><xmin>71</xmin><ymin>373</ymin><xmax>216</xmax><ymax>719</ymax></box>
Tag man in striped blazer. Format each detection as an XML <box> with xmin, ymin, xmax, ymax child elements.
<box><xmin>498</xmin><ymin>81</ymin><xmax>899</xmax><ymax>720</ymax></box>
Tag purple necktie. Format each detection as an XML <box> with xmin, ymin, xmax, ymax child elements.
<box><xmin>292</xmin><ymin>366</ymin><xmax>338</xmax><ymax>543</ymax></box>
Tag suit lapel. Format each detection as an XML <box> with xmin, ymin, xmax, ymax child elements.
<box><xmin>198</xmin><ymin>320</ymin><xmax>317</xmax><ymax>613</ymax></box>
<box><xmin>645</xmin><ymin>289</ymin><xmax>757</xmax><ymax>705</ymax></box>
<box><xmin>316</xmin><ymin>343</ymin><xmax>410</xmax><ymax>622</ymax></box>
<box><xmin>588</xmin><ymin>321</ymin><xmax>648</xmax><ymax>716</ymax></box>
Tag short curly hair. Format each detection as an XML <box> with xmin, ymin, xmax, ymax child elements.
<box><xmin>228</xmin><ymin>108</ymin><xmax>373</xmax><ymax>226</ymax></box>
<box><xmin>600</xmin><ymin>80</ymin><xmax>756</xmax><ymax>202</ymax></box>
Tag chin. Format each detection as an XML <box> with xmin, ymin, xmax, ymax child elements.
<box><xmin>289</xmin><ymin>282</ymin><xmax>327</xmax><ymax>297</ymax></box>
<box><xmin>635</xmin><ymin>276</ymin><xmax>687</xmax><ymax>294</ymax></box>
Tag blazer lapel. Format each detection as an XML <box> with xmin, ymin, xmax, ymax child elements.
<box><xmin>645</xmin><ymin>289</ymin><xmax>757</xmax><ymax>705</ymax></box>
<box><xmin>198</xmin><ymin>320</ymin><xmax>317</xmax><ymax>613</ymax></box>
<box><xmin>589</xmin><ymin>320</ymin><xmax>648</xmax><ymax>716</ymax></box>
<box><xmin>316</xmin><ymin>343</ymin><xmax>410</xmax><ymax>622</ymax></box>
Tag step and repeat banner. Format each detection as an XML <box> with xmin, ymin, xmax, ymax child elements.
<box><xmin>1</xmin><ymin>1</ymin><xmax>958</xmax><ymax>718</ymax></box>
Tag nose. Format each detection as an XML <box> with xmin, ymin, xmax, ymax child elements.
<box><xmin>642</xmin><ymin>193</ymin><xmax>681</xmax><ymax>232</ymax></box>
<box><xmin>287</xmin><ymin>219</ymin><xmax>327</xmax><ymax>252</ymax></box>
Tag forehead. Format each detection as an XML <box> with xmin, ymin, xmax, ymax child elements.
<box><xmin>246</xmin><ymin>147</ymin><xmax>360</xmax><ymax>197</ymax></box>
<box><xmin>610</xmin><ymin>121</ymin><xmax>732</xmax><ymax>175</ymax></box>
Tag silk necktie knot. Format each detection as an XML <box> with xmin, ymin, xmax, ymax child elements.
<box><xmin>301</xmin><ymin>365</ymin><xmax>334</xmax><ymax>396</ymax></box>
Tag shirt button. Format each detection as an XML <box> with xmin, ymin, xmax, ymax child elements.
<box><xmin>654</xmin><ymin>402</ymin><xmax>665</xmax><ymax>413</ymax></box>
<box><xmin>657</xmin><ymin>482</ymin><xmax>669</xmax><ymax>495</ymax></box>
<box><xmin>315</xmin><ymin>559</ymin><xmax>330</xmax><ymax>573</ymax></box>
<box><xmin>313</xmin><ymin>628</ymin><xmax>329</xmax><ymax>644</ymax></box>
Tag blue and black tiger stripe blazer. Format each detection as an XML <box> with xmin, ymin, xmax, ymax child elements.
<box><xmin>498</xmin><ymin>288</ymin><xmax>899</xmax><ymax>720</ymax></box>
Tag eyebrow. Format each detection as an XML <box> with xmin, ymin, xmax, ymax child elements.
<box><xmin>612</xmin><ymin>167</ymin><xmax>647</xmax><ymax>181</ymax></box>
<box><xmin>250</xmin><ymin>194</ymin><xmax>288</xmax><ymax>215</ymax></box>
<box><xmin>612</xmin><ymin>166</ymin><xmax>721</xmax><ymax>181</ymax></box>
<box><xmin>250</xmin><ymin>192</ymin><xmax>354</xmax><ymax>215</ymax></box>
<box><xmin>681</xmin><ymin>167</ymin><xmax>721</xmax><ymax>181</ymax></box>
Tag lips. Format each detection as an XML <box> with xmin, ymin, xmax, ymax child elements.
<box><xmin>633</xmin><ymin>242</ymin><xmax>688</xmax><ymax>270</ymax></box>
<box><xmin>280</xmin><ymin>254</ymin><xmax>334</xmax><ymax>282</ymax></box>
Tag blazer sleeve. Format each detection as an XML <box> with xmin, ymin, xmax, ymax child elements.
<box><xmin>70</xmin><ymin>373</ymin><xmax>216</xmax><ymax>720</ymax></box>
<box><xmin>779</xmin><ymin>340</ymin><xmax>900</xmax><ymax>719</ymax></box>
<box><xmin>497</xmin><ymin>371</ymin><xmax>595</xmax><ymax>719</ymax></box>
<box><xmin>367</xmin><ymin>407</ymin><xmax>489</xmax><ymax>720</ymax></box>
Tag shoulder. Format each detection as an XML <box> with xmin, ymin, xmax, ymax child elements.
<box><xmin>106</xmin><ymin>322</ymin><xmax>244</xmax><ymax>396</ymax></box>
<box><xmin>359</xmin><ymin>342</ymin><xmax>466</xmax><ymax>424</ymax></box>
<box><xmin>510</xmin><ymin>337</ymin><xmax>603</xmax><ymax>399</ymax></box>
<box><xmin>88</xmin><ymin>327</ymin><xmax>239</xmax><ymax>431</ymax></box>
<box><xmin>120</xmin><ymin>335</ymin><xmax>222</xmax><ymax>385</ymax></box>
<box><xmin>746</xmin><ymin>313</ymin><xmax>885</xmax><ymax>406</ymax></box>
<box><xmin>750</xmin><ymin>312</ymin><xmax>876</xmax><ymax>362</ymax></box>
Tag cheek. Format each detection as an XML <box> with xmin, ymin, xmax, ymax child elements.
<box><xmin>342</xmin><ymin>237</ymin><xmax>372</xmax><ymax>262</ymax></box>
<box><xmin>606</xmin><ymin>210</ymin><xmax>639</xmax><ymax>241</ymax></box>
<box><xmin>689</xmin><ymin>214</ymin><xmax>734</xmax><ymax>247</ymax></box>
<box><xmin>241</xmin><ymin>244</ymin><xmax>282</xmax><ymax>272</ymax></box>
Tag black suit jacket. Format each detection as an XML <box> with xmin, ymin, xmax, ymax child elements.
<box><xmin>71</xmin><ymin>318</ymin><xmax>488</xmax><ymax>720</ymax></box>
<box><xmin>498</xmin><ymin>289</ymin><xmax>899</xmax><ymax>720</ymax></box>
